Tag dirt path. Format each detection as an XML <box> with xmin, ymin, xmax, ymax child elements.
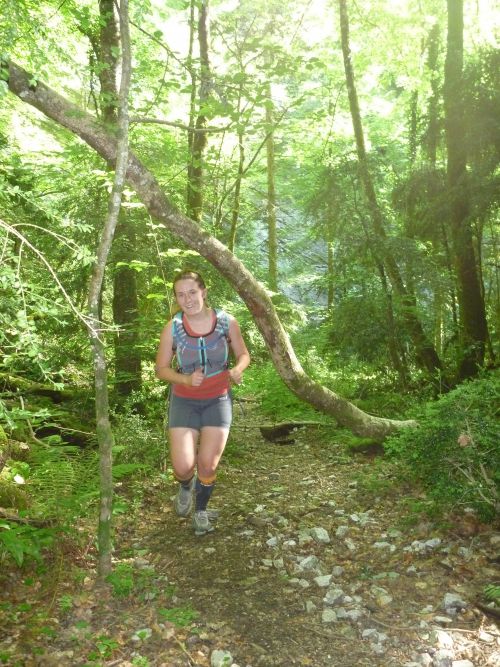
<box><xmin>1</xmin><ymin>407</ymin><xmax>499</xmax><ymax>666</ymax></box>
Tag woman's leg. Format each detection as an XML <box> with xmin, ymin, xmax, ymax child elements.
<box><xmin>195</xmin><ymin>426</ymin><xmax>230</xmax><ymax>511</ymax></box>
<box><xmin>169</xmin><ymin>427</ymin><xmax>199</xmax><ymax>480</ymax></box>
<box><xmin>169</xmin><ymin>427</ymin><xmax>198</xmax><ymax>516</ymax></box>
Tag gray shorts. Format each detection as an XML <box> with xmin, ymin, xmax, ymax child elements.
<box><xmin>168</xmin><ymin>392</ymin><xmax>233</xmax><ymax>430</ymax></box>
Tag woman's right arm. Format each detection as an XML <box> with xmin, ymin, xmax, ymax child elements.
<box><xmin>155</xmin><ymin>322</ymin><xmax>189</xmax><ymax>386</ymax></box>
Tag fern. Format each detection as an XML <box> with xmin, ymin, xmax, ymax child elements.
<box><xmin>27</xmin><ymin>441</ymin><xmax>99</xmax><ymax>520</ymax></box>
<box><xmin>484</xmin><ymin>584</ymin><xmax>500</xmax><ymax>604</ymax></box>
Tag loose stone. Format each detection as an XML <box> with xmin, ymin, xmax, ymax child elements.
<box><xmin>442</xmin><ymin>593</ymin><xmax>467</xmax><ymax>614</ymax></box>
<box><xmin>433</xmin><ymin>616</ymin><xmax>453</xmax><ymax>625</ymax></box>
<box><xmin>211</xmin><ymin>649</ymin><xmax>233</xmax><ymax>667</ymax></box>
<box><xmin>432</xmin><ymin>649</ymin><xmax>454</xmax><ymax>667</ymax></box>
<box><xmin>298</xmin><ymin>555</ymin><xmax>320</xmax><ymax>571</ymax></box>
<box><xmin>373</xmin><ymin>541</ymin><xmax>396</xmax><ymax>552</ymax></box>
<box><xmin>314</xmin><ymin>575</ymin><xmax>332</xmax><ymax>587</ymax></box>
<box><xmin>435</xmin><ymin>630</ymin><xmax>454</xmax><ymax>649</ymax></box>
<box><xmin>345</xmin><ymin>608</ymin><xmax>364</xmax><ymax>622</ymax></box>
<box><xmin>336</xmin><ymin>525</ymin><xmax>349</xmax><ymax>538</ymax></box>
<box><xmin>298</xmin><ymin>530</ymin><xmax>313</xmax><ymax>545</ymax></box>
<box><xmin>405</xmin><ymin>538</ymin><xmax>442</xmax><ymax>554</ymax></box>
<box><xmin>310</xmin><ymin>527</ymin><xmax>330</xmax><ymax>544</ymax></box>
<box><xmin>344</xmin><ymin>538</ymin><xmax>357</xmax><ymax>551</ymax></box>
<box><xmin>322</xmin><ymin>609</ymin><xmax>338</xmax><ymax>623</ymax></box>
<box><xmin>323</xmin><ymin>587</ymin><xmax>345</xmax><ymax>606</ymax></box>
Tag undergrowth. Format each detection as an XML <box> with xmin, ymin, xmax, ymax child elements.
<box><xmin>385</xmin><ymin>372</ymin><xmax>500</xmax><ymax>521</ymax></box>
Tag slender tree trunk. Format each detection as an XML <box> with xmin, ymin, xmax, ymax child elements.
<box><xmin>87</xmin><ymin>0</ymin><xmax>131</xmax><ymax>579</ymax></box>
<box><xmin>338</xmin><ymin>0</ymin><xmax>442</xmax><ymax>376</ymax></box>
<box><xmin>98</xmin><ymin>0</ymin><xmax>118</xmax><ymax>123</ymax></box>
<box><xmin>229</xmin><ymin>123</ymin><xmax>245</xmax><ymax>252</ymax></box>
<box><xmin>186</xmin><ymin>0</ymin><xmax>210</xmax><ymax>222</ymax></box>
<box><xmin>326</xmin><ymin>212</ymin><xmax>335</xmax><ymax>311</ymax></box>
<box><xmin>265</xmin><ymin>75</ymin><xmax>278</xmax><ymax>291</ymax></box>
<box><xmin>444</xmin><ymin>0</ymin><xmax>488</xmax><ymax>379</ymax></box>
<box><xmin>97</xmin><ymin>0</ymin><xmax>142</xmax><ymax>401</ymax></box>
<box><xmin>5</xmin><ymin>60</ymin><xmax>419</xmax><ymax>440</ymax></box>
<box><xmin>112</xmin><ymin>216</ymin><xmax>141</xmax><ymax>398</ymax></box>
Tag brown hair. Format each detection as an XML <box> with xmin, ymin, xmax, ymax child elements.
<box><xmin>172</xmin><ymin>269</ymin><xmax>206</xmax><ymax>293</ymax></box>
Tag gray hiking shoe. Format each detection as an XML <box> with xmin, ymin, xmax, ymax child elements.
<box><xmin>174</xmin><ymin>478</ymin><xmax>194</xmax><ymax>517</ymax></box>
<box><xmin>192</xmin><ymin>510</ymin><xmax>215</xmax><ymax>536</ymax></box>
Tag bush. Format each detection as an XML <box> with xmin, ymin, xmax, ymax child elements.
<box><xmin>385</xmin><ymin>372</ymin><xmax>500</xmax><ymax>521</ymax></box>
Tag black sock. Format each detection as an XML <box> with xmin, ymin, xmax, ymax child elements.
<box><xmin>195</xmin><ymin>478</ymin><xmax>215</xmax><ymax>511</ymax></box>
<box><xmin>179</xmin><ymin>476</ymin><xmax>194</xmax><ymax>490</ymax></box>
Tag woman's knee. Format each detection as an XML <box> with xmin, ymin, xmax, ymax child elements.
<box><xmin>173</xmin><ymin>463</ymin><xmax>196</xmax><ymax>481</ymax></box>
<box><xmin>197</xmin><ymin>460</ymin><xmax>218</xmax><ymax>480</ymax></box>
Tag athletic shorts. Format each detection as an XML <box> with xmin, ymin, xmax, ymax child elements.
<box><xmin>168</xmin><ymin>392</ymin><xmax>233</xmax><ymax>430</ymax></box>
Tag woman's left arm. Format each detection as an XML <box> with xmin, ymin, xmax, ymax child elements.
<box><xmin>228</xmin><ymin>317</ymin><xmax>250</xmax><ymax>385</ymax></box>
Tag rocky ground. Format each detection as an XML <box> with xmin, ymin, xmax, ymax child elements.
<box><xmin>1</xmin><ymin>404</ymin><xmax>499</xmax><ymax>666</ymax></box>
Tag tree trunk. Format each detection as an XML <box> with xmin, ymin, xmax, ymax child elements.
<box><xmin>112</xmin><ymin>216</ymin><xmax>142</xmax><ymax>399</ymax></box>
<box><xmin>444</xmin><ymin>0</ymin><xmax>488</xmax><ymax>379</ymax></box>
<box><xmin>265</xmin><ymin>75</ymin><xmax>278</xmax><ymax>291</ymax></box>
<box><xmin>87</xmin><ymin>0</ymin><xmax>131</xmax><ymax>579</ymax></box>
<box><xmin>338</xmin><ymin>0</ymin><xmax>442</xmax><ymax>377</ymax></box>
<box><xmin>4</xmin><ymin>60</ymin><xmax>418</xmax><ymax>440</ymax></box>
<box><xmin>186</xmin><ymin>0</ymin><xmax>210</xmax><ymax>222</ymax></box>
<box><xmin>229</xmin><ymin>122</ymin><xmax>245</xmax><ymax>253</ymax></box>
<box><xmin>97</xmin><ymin>0</ymin><xmax>142</xmax><ymax>401</ymax></box>
<box><xmin>326</xmin><ymin>211</ymin><xmax>335</xmax><ymax>311</ymax></box>
<box><xmin>425</xmin><ymin>22</ymin><xmax>440</xmax><ymax>166</ymax></box>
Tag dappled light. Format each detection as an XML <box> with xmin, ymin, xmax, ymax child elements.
<box><xmin>0</xmin><ymin>0</ymin><xmax>498</xmax><ymax>665</ymax></box>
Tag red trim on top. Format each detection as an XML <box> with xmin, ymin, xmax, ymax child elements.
<box><xmin>173</xmin><ymin>370</ymin><xmax>230</xmax><ymax>399</ymax></box>
<box><xmin>181</xmin><ymin>309</ymin><xmax>217</xmax><ymax>338</ymax></box>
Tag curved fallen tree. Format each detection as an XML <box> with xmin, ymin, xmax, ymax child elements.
<box><xmin>4</xmin><ymin>60</ymin><xmax>417</xmax><ymax>439</ymax></box>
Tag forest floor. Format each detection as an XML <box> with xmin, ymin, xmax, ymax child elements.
<box><xmin>1</xmin><ymin>399</ymin><xmax>499</xmax><ymax>667</ymax></box>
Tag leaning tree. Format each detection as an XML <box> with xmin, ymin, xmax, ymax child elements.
<box><xmin>3</xmin><ymin>59</ymin><xmax>417</xmax><ymax>440</ymax></box>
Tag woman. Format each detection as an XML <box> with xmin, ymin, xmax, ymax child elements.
<box><xmin>155</xmin><ymin>270</ymin><xmax>250</xmax><ymax>535</ymax></box>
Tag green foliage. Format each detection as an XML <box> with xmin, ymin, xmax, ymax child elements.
<box><xmin>157</xmin><ymin>605</ymin><xmax>199</xmax><ymax>627</ymax></box>
<box><xmin>0</xmin><ymin>522</ymin><xmax>56</xmax><ymax>566</ymax></box>
<box><xmin>106</xmin><ymin>562</ymin><xmax>158</xmax><ymax>600</ymax></box>
<box><xmin>244</xmin><ymin>362</ymin><xmax>323</xmax><ymax>422</ymax></box>
<box><xmin>112</xmin><ymin>399</ymin><xmax>167</xmax><ymax>470</ymax></box>
<box><xmin>385</xmin><ymin>373</ymin><xmax>500</xmax><ymax>520</ymax></box>
<box><xmin>483</xmin><ymin>584</ymin><xmax>500</xmax><ymax>606</ymax></box>
<box><xmin>87</xmin><ymin>635</ymin><xmax>120</xmax><ymax>661</ymax></box>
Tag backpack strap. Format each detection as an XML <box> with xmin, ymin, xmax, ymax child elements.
<box><xmin>215</xmin><ymin>309</ymin><xmax>231</xmax><ymax>341</ymax></box>
<box><xmin>171</xmin><ymin>311</ymin><xmax>183</xmax><ymax>351</ymax></box>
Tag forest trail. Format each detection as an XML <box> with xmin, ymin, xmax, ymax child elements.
<box><xmin>1</xmin><ymin>402</ymin><xmax>499</xmax><ymax>667</ymax></box>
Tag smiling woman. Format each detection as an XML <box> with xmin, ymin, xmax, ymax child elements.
<box><xmin>155</xmin><ymin>269</ymin><xmax>250</xmax><ymax>536</ymax></box>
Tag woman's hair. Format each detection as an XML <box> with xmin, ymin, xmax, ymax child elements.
<box><xmin>172</xmin><ymin>269</ymin><xmax>206</xmax><ymax>292</ymax></box>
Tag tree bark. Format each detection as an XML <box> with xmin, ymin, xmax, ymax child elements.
<box><xmin>186</xmin><ymin>0</ymin><xmax>210</xmax><ymax>222</ymax></box>
<box><xmin>229</xmin><ymin>122</ymin><xmax>245</xmax><ymax>252</ymax></box>
<box><xmin>96</xmin><ymin>0</ymin><xmax>142</xmax><ymax>400</ymax></box>
<box><xmin>86</xmin><ymin>0</ymin><xmax>131</xmax><ymax>579</ymax></box>
<box><xmin>338</xmin><ymin>0</ymin><xmax>442</xmax><ymax>377</ymax></box>
<box><xmin>112</xmin><ymin>216</ymin><xmax>142</xmax><ymax>399</ymax></box>
<box><xmin>265</xmin><ymin>74</ymin><xmax>278</xmax><ymax>291</ymax></box>
<box><xmin>444</xmin><ymin>0</ymin><xmax>488</xmax><ymax>379</ymax></box>
<box><xmin>4</xmin><ymin>60</ymin><xmax>418</xmax><ymax>440</ymax></box>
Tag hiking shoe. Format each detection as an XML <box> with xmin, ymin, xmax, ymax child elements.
<box><xmin>192</xmin><ymin>510</ymin><xmax>215</xmax><ymax>536</ymax></box>
<box><xmin>174</xmin><ymin>478</ymin><xmax>194</xmax><ymax>517</ymax></box>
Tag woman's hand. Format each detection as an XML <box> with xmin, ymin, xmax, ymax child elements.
<box><xmin>188</xmin><ymin>367</ymin><xmax>205</xmax><ymax>387</ymax></box>
<box><xmin>229</xmin><ymin>367</ymin><xmax>244</xmax><ymax>385</ymax></box>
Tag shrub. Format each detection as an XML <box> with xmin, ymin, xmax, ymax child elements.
<box><xmin>385</xmin><ymin>372</ymin><xmax>500</xmax><ymax>521</ymax></box>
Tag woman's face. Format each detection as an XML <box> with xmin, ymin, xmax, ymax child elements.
<box><xmin>174</xmin><ymin>278</ymin><xmax>207</xmax><ymax>315</ymax></box>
